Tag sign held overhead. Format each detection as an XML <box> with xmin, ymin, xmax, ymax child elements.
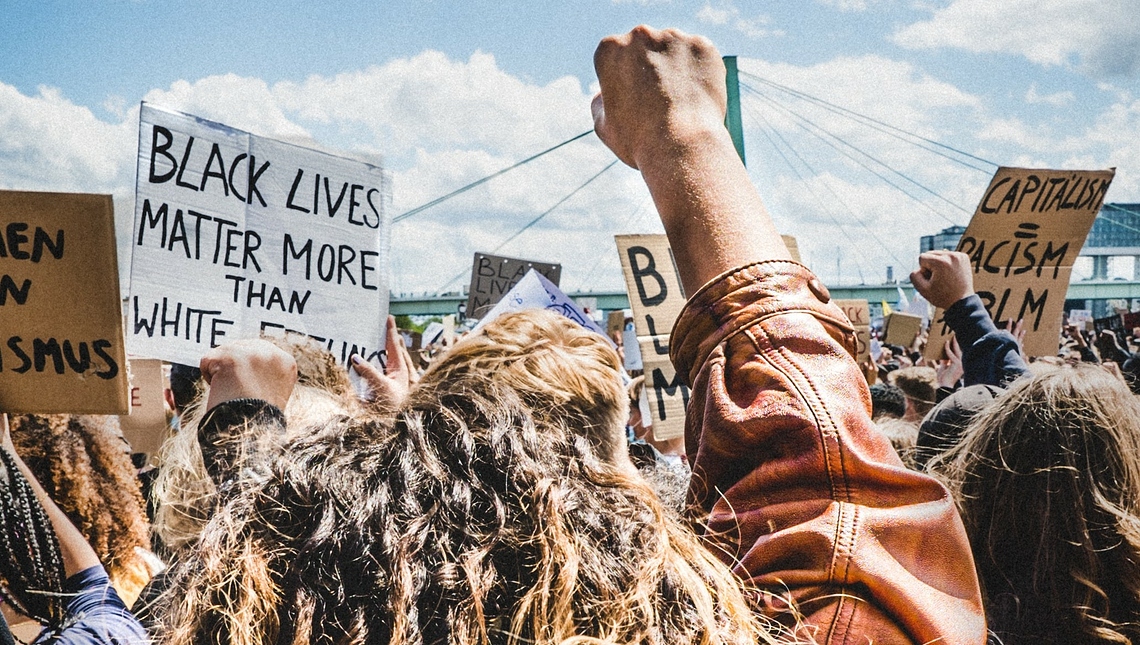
<box><xmin>0</xmin><ymin>191</ymin><xmax>129</xmax><ymax>414</ymax></box>
<box><xmin>130</xmin><ymin>104</ymin><xmax>392</xmax><ymax>367</ymax></box>
<box><xmin>927</xmin><ymin>167</ymin><xmax>1114</xmax><ymax>359</ymax></box>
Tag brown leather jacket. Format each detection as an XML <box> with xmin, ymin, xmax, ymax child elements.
<box><xmin>672</xmin><ymin>261</ymin><xmax>986</xmax><ymax>644</ymax></box>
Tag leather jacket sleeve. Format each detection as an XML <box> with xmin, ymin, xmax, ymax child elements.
<box><xmin>671</xmin><ymin>261</ymin><xmax>986</xmax><ymax>645</ymax></box>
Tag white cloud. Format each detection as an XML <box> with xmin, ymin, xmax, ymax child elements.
<box><xmin>696</xmin><ymin>2</ymin><xmax>782</xmax><ymax>39</ymax></box>
<box><xmin>1025</xmin><ymin>84</ymin><xmax>1075</xmax><ymax>106</ymax></box>
<box><xmin>3</xmin><ymin>45</ymin><xmax>1139</xmax><ymax>297</ymax></box>
<box><xmin>816</xmin><ymin>0</ymin><xmax>873</xmax><ymax>11</ymax></box>
<box><xmin>893</xmin><ymin>0</ymin><xmax>1140</xmax><ymax>77</ymax></box>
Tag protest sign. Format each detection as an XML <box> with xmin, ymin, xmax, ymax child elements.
<box><xmin>927</xmin><ymin>167</ymin><xmax>1114</xmax><ymax>358</ymax></box>
<box><xmin>835</xmin><ymin>299</ymin><xmax>872</xmax><ymax>364</ymax></box>
<box><xmin>1123</xmin><ymin>311</ymin><xmax>1140</xmax><ymax>333</ymax></box>
<box><xmin>623</xmin><ymin>325</ymin><xmax>643</xmax><ymax>371</ymax></box>
<box><xmin>607</xmin><ymin>310</ymin><xmax>626</xmax><ymax>337</ymax></box>
<box><xmin>471</xmin><ymin>269</ymin><xmax>610</xmax><ymax>341</ymax></box>
<box><xmin>1068</xmin><ymin>308</ymin><xmax>1093</xmax><ymax>330</ymax></box>
<box><xmin>466</xmin><ymin>252</ymin><xmax>560</xmax><ymax>319</ymax></box>
<box><xmin>639</xmin><ymin>352</ymin><xmax>688</xmax><ymax>440</ymax></box>
<box><xmin>129</xmin><ymin>104</ymin><xmax>391</xmax><ymax>367</ymax></box>
<box><xmin>883</xmin><ymin>312</ymin><xmax>923</xmax><ymax>348</ymax></box>
<box><xmin>615</xmin><ymin>234</ymin><xmax>689</xmax><ymax>441</ymax></box>
<box><xmin>1094</xmin><ymin>313</ymin><xmax>1125</xmax><ymax>336</ymax></box>
<box><xmin>782</xmin><ymin>235</ymin><xmax>802</xmax><ymax>264</ymax></box>
<box><xmin>118</xmin><ymin>358</ymin><xmax>169</xmax><ymax>458</ymax></box>
<box><xmin>0</xmin><ymin>191</ymin><xmax>129</xmax><ymax>414</ymax></box>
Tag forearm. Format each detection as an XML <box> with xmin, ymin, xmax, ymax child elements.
<box><xmin>2</xmin><ymin>446</ymin><xmax>99</xmax><ymax>578</ymax></box>
<box><xmin>638</xmin><ymin>127</ymin><xmax>791</xmax><ymax>294</ymax></box>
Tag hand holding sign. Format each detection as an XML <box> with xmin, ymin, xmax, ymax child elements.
<box><xmin>351</xmin><ymin>316</ymin><xmax>419</xmax><ymax>409</ymax></box>
<box><xmin>201</xmin><ymin>339</ymin><xmax>297</xmax><ymax>411</ymax></box>
<box><xmin>911</xmin><ymin>251</ymin><xmax>975</xmax><ymax>310</ymax></box>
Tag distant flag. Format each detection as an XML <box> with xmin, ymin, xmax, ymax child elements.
<box><xmin>896</xmin><ymin>286</ymin><xmax>910</xmax><ymax>312</ymax></box>
<box><xmin>905</xmin><ymin>291</ymin><xmax>931</xmax><ymax>325</ymax></box>
<box><xmin>881</xmin><ymin>300</ymin><xmax>893</xmax><ymax>316</ymax></box>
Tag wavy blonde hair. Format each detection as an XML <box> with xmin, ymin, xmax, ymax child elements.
<box><xmin>156</xmin><ymin>309</ymin><xmax>784</xmax><ymax>645</ymax></box>
<box><xmin>932</xmin><ymin>363</ymin><xmax>1140</xmax><ymax>644</ymax></box>
<box><xmin>150</xmin><ymin>334</ymin><xmax>361</xmax><ymax>552</ymax></box>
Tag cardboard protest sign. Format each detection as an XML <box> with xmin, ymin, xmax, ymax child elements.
<box><xmin>129</xmin><ymin>104</ymin><xmax>391</xmax><ymax>367</ymax></box>
<box><xmin>639</xmin><ymin>352</ymin><xmax>688</xmax><ymax>440</ymax></box>
<box><xmin>466</xmin><ymin>252</ymin><xmax>560</xmax><ymax>319</ymax></box>
<box><xmin>883</xmin><ymin>312</ymin><xmax>923</xmax><ymax>348</ymax></box>
<box><xmin>1094</xmin><ymin>313</ymin><xmax>1125</xmax><ymax>336</ymax></box>
<box><xmin>471</xmin><ymin>269</ymin><xmax>610</xmax><ymax>341</ymax></box>
<box><xmin>118</xmin><ymin>358</ymin><xmax>169</xmax><ymax>458</ymax></box>
<box><xmin>927</xmin><ymin>167</ymin><xmax>1114</xmax><ymax>358</ymax></box>
<box><xmin>615</xmin><ymin>234</ymin><xmax>689</xmax><ymax>441</ymax></box>
<box><xmin>607</xmin><ymin>310</ymin><xmax>626</xmax><ymax>337</ymax></box>
<box><xmin>835</xmin><ymin>299</ymin><xmax>872</xmax><ymax>364</ymax></box>
<box><xmin>0</xmin><ymin>191</ymin><xmax>129</xmax><ymax>414</ymax></box>
<box><xmin>782</xmin><ymin>235</ymin><xmax>802</xmax><ymax>264</ymax></box>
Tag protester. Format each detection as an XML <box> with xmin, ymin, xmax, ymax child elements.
<box><xmin>0</xmin><ymin>414</ymin><xmax>147</xmax><ymax>644</ymax></box>
<box><xmin>932</xmin><ymin>364</ymin><xmax>1140</xmax><ymax>643</ymax></box>
<box><xmin>8</xmin><ymin>414</ymin><xmax>157</xmax><ymax>607</ymax></box>
<box><xmin>910</xmin><ymin>250</ymin><xmax>1030</xmax><ymax>467</ymax></box>
<box><xmin>889</xmin><ymin>366</ymin><xmax>937</xmax><ymax>423</ymax></box>
<box><xmin>155</xmin><ymin>310</ymin><xmax>774</xmax><ymax>645</ymax></box>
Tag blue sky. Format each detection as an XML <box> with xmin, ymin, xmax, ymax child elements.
<box><xmin>2</xmin><ymin>0</ymin><xmax>1139</xmax><ymax>292</ymax></box>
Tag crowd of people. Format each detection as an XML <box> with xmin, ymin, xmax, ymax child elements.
<box><xmin>2</xmin><ymin>26</ymin><xmax>1138</xmax><ymax>645</ymax></box>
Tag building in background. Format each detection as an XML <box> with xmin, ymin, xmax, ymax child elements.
<box><xmin>919</xmin><ymin>225</ymin><xmax>966</xmax><ymax>253</ymax></box>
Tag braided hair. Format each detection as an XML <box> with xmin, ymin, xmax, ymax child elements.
<box><xmin>0</xmin><ymin>447</ymin><xmax>66</xmax><ymax>626</ymax></box>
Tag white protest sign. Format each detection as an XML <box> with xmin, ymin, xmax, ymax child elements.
<box><xmin>622</xmin><ymin>325</ymin><xmax>642</xmax><ymax>371</ymax></box>
<box><xmin>130</xmin><ymin>104</ymin><xmax>391</xmax><ymax>367</ymax></box>
<box><xmin>472</xmin><ymin>269</ymin><xmax>611</xmax><ymax>342</ymax></box>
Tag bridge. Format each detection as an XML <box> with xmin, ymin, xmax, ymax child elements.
<box><xmin>389</xmin><ymin>279</ymin><xmax>1140</xmax><ymax>317</ymax></box>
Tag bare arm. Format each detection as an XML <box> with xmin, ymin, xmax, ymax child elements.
<box><xmin>592</xmin><ymin>26</ymin><xmax>790</xmax><ymax>293</ymax></box>
<box><xmin>1</xmin><ymin>414</ymin><xmax>100</xmax><ymax>578</ymax></box>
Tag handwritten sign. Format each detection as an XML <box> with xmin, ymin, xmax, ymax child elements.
<box><xmin>118</xmin><ymin>358</ymin><xmax>169</xmax><ymax>458</ymax></box>
<box><xmin>0</xmin><ymin>191</ymin><xmax>128</xmax><ymax>414</ymax></box>
<box><xmin>465</xmin><ymin>252</ymin><xmax>560</xmax><ymax>320</ymax></box>
<box><xmin>639</xmin><ymin>352</ymin><xmax>687</xmax><ymax>440</ymax></box>
<box><xmin>129</xmin><ymin>104</ymin><xmax>391</xmax><ymax>367</ymax></box>
<box><xmin>471</xmin><ymin>269</ymin><xmax>610</xmax><ymax>341</ymax></box>
<box><xmin>835</xmin><ymin>299</ymin><xmax>872</xmax><ymax>364</ymax></box>
<box><xmin>928</xmin><ymin>167</ymin><xmax>1114</xmax><ymax>358</ymax></box>
<box><xmin>615</xmin><ymin>234</ymin><xmax>688</xmax><ymax>441</ymax></box>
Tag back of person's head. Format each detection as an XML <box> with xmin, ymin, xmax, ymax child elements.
<box><xmin>869</xmin><ymin>383</ymin><xmax>906</xmax><ymax>420</ymax></box>
<box><xmin>889</xmin><ymin>366</ymin><xmax>937</xmax><ymax>418</ymax></box>
<box><xmin>932</xmin><ymin>364</ymin><xmax>1140</xmax><ymax>644</ymax></box>
<box><xmin>874</xmin><ymin>417</ymin><xmax>919</xmax><ymax>469</ymax></box>
<box><xmin>914</xmin><ymin>384</ymin><xmax>1001</xmax><ymax>467</ymax></box>
<box><xmin>157</xmin><ymin>309</ymin><xmax>777</xmax><ymax>645</ymax></box>
<box><xmin>9</xmin><ymin>414</ymin><xmax>154</xmax><ymax>605</ymax></box>
<box><xmin>151</xmin><ymin>335</ymin><xmax>359</xmax><ymax>553</ymax></box>
<box><xmin>422</xmin><ymin>309</ymin><xmax>630</xmax><ymax>464</ymax></box>
<box><xmin>168</xmin><ymin>363</ymin><xmax>202</xmax><ymax>413</ymax></box>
